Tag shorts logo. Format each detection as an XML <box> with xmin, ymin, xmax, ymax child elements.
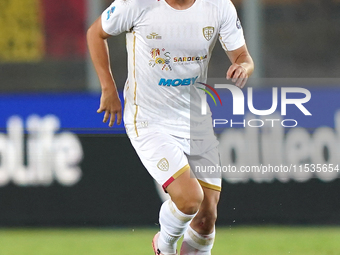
<box><xmin>157</xmin><ymin>158</ymin><xmax>169</xmax><ymax>171</ymax></box>
<box><xmin>203</xmin><ymin>26</ymin><xmax>214</xmax><ymax>41</ymax></box>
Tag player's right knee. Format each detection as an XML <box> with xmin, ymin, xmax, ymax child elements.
<box><xmin>181</xmin><ymin>198</ymin><xmax>202</xmax><ymax>215</ymax></box>
<box><xmin>166</xmin><ymin>169</ymin><xmax>204</xmax><ymax>215</ymax></box>
<box><xmin>176</xmin><ymin>188</ymin><xmax>204</xmax><ymax>215</ymax></box>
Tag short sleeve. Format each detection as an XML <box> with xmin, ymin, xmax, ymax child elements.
<box><xmin>219</xmin><ymin>0</ymin><xmax>245</xmax><ymax>51</ymax></box>
<box><xmin>101</xmin><ymin>0</ymin><xmax>142</xmax><ymax>36</ymax></box>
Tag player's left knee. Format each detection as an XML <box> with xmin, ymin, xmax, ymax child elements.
<box><xmin>197</xmin><ymin>209</ymin><xmax>217</xmax><ymax>232</ymax></box>
<box><xmin>203</xmin><ymin>210</ymin><xmax>218</xmax><ymax>224</ymax></box>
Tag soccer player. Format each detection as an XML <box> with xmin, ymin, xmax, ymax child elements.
<box><xmin>87</xmin><ymin>0</ymin><xmax>254</xmax><ymax>254</ymax></box>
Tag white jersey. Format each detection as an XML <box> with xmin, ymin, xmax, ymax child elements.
<box><xmin>102</xmin><ymin>0</ymin><xmax>245</xmax><ymax>139</ymax></box>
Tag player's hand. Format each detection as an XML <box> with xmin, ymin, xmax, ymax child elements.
<box><xmin>227</xmin><ymin>63</ymin><xmax>248</xmax><ymax>89</ymax></box>
<box><xmin>97</xmin><ymin>87</ymin><xmax>122</xmax><ymax>127</ymax></box>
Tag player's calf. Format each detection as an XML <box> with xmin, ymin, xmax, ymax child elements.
<box><xmin>157</xmin><ymin>170</ymin><xmax>203</xmax><ymax>255</ymax></box>
<box><xmin>180</xmin><ymin>226</ymin><xmax>215</xmax><ymax>255</ymax></box>
<box><xmin>180</xmin><ymin>211</ymin><xmax>217</xmax><ymax>255</ymax></box>
<box><xmin>190</xmin><ymin>207</ymin><xmax>217</xmax><ymax>235</ymax></box>
<box><xmin>157</xmin><ymin>199</ymin><xmax>197</xmax><ymax>255</ymax></box>
<box><xmin>180</xmin><ymin>187</ymin><xmax>220</xmax><ymax>255</ymax></box>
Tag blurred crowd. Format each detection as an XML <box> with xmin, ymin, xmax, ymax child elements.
<box><xmin>0</xmin><ymin>0</ymin><xmax>339</xmax><ymax>92</ymax></box>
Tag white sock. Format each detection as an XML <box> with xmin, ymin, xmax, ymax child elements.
<box><xmin>181</xmin><ymin>225</ymin><xmax>215</xmax><ymax>255</ymax></box>
<box><xmin>158</xmin><ymin>200</ymin><xmax>197</xmax><ymax>255</ymax></box>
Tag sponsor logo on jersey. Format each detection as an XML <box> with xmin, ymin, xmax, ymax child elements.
<box><xmin>173</xmin><ymin>55</ymin><xmax>208</xmax><ymax>63</ymax></box>
<box><xmin>236</xmin><ymin>17</ymin><xmax>242</xmax><ymax>29</ymax></box>
<box><xmin>147</xmin><ymin>32</ymin><xmax>162</xmax><ymax>40</ymax></box>
<box><xmin>158</xmin><ymin>76</ymin><xmax>198</xmax><ymax>87</ymax></box>
<box><xmin>157</xmin><ymin>158</ymin><xmax>169</xmax><ymax>171</ymax></box>
<box><xmin>149</xmin><ymin>48</ymin><xmax>172</xmax><ymax>71</ymax></box>
<box><xmin>106</xmin><ymin>6</ymin><xmax>116</xmax><ymax>20</ymax></box>
<box><xmin>203</xmin><ymin>26</ymin><xmax>215</xmax><ymax>41</ymax></box>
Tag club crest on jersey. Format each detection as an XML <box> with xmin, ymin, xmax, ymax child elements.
<box><xmin>203</xmin><ymin>26</ymin><xmax>214</xmax><ymax>41</ymax></box>
<box><xmin>157</xmin><ymin>158</ymin><xmax>169</xmax><ymax>171</ymax></box>
<box><xmin>149</xmin><ymin>48</ymin><xmax>172</xmax><ymax>71</ymax></box>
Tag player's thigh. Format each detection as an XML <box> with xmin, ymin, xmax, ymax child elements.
<box><xmin>191</xmin><ymin>186</ymin><xmax>220</xmax><ymax>234</ymax></box>
<box><xmin>188</xmin><ymin>145</ymin><xmax>222</xmax><ymax>193</ymax></box>
<box><xmin>200</xmin><ymin>186</ymin><xmax>220</xmax><ymax>215</ymax></box>
<box><xmin>166</xmin><ymin>168</ymin><xmax>203</xmax><ymax>211</ymax></box>
<box><xmin>130</xmin><ymin>132</ymin><xmax>192</xmax><ymax>190</ymax></box>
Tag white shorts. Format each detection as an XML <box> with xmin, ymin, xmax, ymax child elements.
<box><xmin>130</xmin><ymin>132</ymin><xmax>222</xmax><ymax>192</ymax></box>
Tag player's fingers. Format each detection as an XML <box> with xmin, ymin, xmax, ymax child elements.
<box><xmin>232</xmin><ymin>68</ymin><xmax>242</xmax><ymax>83</ymax></box>
<box><xmin>227</xmin><ymin>65</ymin><xmax>237</xmax><ymax>80</ymax></box>
<box><xmin>240</xmin><ymin>76</ymin><xmax>248</xmax><ymax>89</ymax></box>
<box><xmin>97</xmin><ymin>107</ymin><xmax>104</xmax><ymax>113</ymax></box>
<box><xmin>117</xmin><ymin>109</ymin><xmax>122</xmax><ymax>125</ymax></box>
<box><xmin>109</xmin><ymin>111</ymin><xmax>116</xmax><ymax>127</ymax></box>
<box><xmin>103</xmin><ymin>111</ymin><xmax>110</xmax><ymax>123</ymax></box>
<box><xmin>235</xmin><ymin>73</ymin><xmax>246</xmax><ymax>88</ymax></box>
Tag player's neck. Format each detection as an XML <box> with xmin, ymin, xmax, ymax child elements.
<box><xmin>165</xmin><ymin>0</ymin><xmax>196</xmax><ymax>10</ymax></box>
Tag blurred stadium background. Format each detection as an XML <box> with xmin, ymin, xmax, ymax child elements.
<box><xmin>1</xmin><ymin>0</ymin><xmax>340</xmax><ymax>254</ymax></box>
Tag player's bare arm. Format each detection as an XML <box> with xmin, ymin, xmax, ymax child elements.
<box><xmin>226</xmin><ymin>44</ymin><xmax>254</xmax><ymax>89</ymax></box>
<box><xmin>87</xmin><ymin>17</ymin><xmax>122</xmax><ymax>127</ymax></box>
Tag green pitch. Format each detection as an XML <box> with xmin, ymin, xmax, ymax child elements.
<box><xmin>0</xmin><ymin>227</ymin><xmax>339</xmax><ymax>255</ymax></box>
